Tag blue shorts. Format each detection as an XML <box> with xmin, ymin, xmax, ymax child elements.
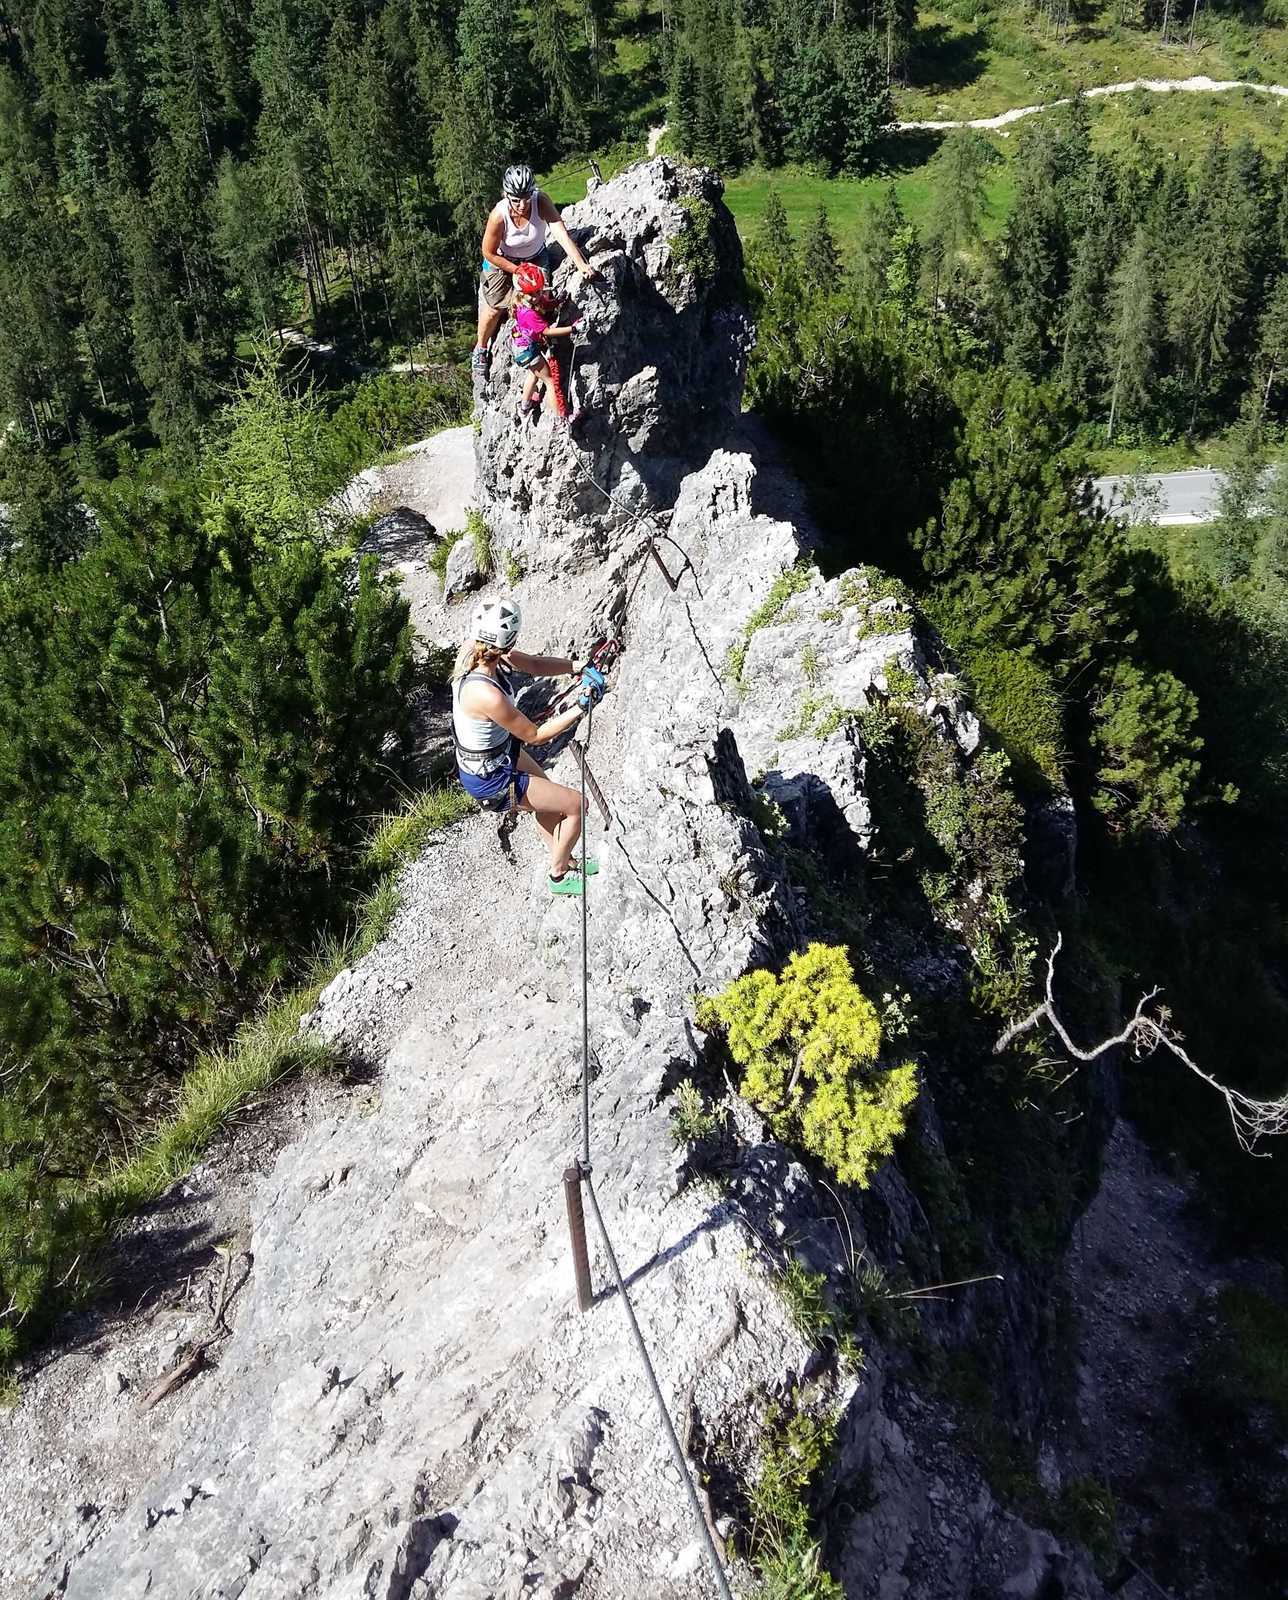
<box><xmin>513</xmin><ymin>341</ymin><xmax>545</xmax><ymax>369</ymax></box>
<box><xmin>458</xmin><ymin>763</ymin><xmax>531</xmax><ymax>812</ymax></box>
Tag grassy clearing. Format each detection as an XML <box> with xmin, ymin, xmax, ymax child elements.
<box><xmin>724</xmin><ymin>152</ymin><xmax>1015</xmax><ymax>249</ymax></box>
<box><xmin>898</xmin><ymin>1</ymin><xmax>1288</xmax><ymax>124</ymax></box>
<box><xmin>1087</xmin><ymin>81</ymin><xmax>1288</xmax><ymax>159</ymax></box>
<box><xmin>541</xmin><ymin>135</ymin><xmax>651</xmax><ymax>208</ymax></box>
<box><xmin>1088</xmin><ymin>426</ymin><xmax>1288</xmax><ymax>476</ymax></box>
<box><xmin>726</xmin><ymin>84</ymin><xmax>1285</xmax><ymax>259</ymax></box>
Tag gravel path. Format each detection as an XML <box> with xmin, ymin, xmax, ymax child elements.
<box><xmin>900</xmin><ymin>74</ymin><xmax>1288</xmax><ymax>131</ymax></box>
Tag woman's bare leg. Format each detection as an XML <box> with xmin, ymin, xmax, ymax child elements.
<box><xmin>517</xmin><ymin>754</ymin><xmax>583</xmax><ymax>876</ymax></box>
<box><xmin>475</xmin><ymin>296</ymin><xmax>507</xmax><ymax>353</ymax></box>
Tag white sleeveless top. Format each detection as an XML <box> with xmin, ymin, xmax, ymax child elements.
<box><xmin>453</xmin><ymin>666</ymin><xmax>516</xmax><ymax>775</ymax></box>
<box><xmin>494</xmin><ymin>196</ymin><xmax>549</xmax><ymax>262</ymax></box>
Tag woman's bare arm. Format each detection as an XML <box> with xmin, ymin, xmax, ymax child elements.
<box><xmin>460</xmin><ymin>679</ymin><xmax>581</xmax><ymax>746</ymax></box>
<box><xmin>480</xmin><ymin>208</ymin><xmax>515</xmax><ymax>274</ymax></box>
<box><xmin>507</xmin><ymin>649</ymin><xmax>574</xmax><ymax>676</ymax></box>
<box><xmin>539</xmin><ymin>194</ymin><xmax>599</xmax><ymax>277</ymax></box>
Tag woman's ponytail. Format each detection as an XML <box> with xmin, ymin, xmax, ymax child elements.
<box><xmin>453</xmin><ymin>639</ymin><xmax>509</xmax><ymax>682</ymax></box>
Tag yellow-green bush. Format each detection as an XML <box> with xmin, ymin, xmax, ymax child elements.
<box><xmin>695</xmin><ymin>944</ymin><xmax>917</xmax><ymax>1187</ymax></box>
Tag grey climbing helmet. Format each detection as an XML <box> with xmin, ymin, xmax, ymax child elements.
<box><xmin>471</xmin><ymin>596</ymin><xmax>522</xmax><ymax>651</ymax></box>
<box><xmin>503</xmin><ymin>164</ymin><xmax>535</xmax><ymax>200</ymax></box>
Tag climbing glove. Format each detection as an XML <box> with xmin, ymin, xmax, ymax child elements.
<box><xmin>577</xmin><ymin>665</ymin><xmax>607</xmax><ymax>709</ymax></box>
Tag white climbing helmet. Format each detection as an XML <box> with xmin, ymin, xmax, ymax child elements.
<box><xmin>471</xmin><ymin>596</ymin><xmax>522</xmax><ymax>651</ymax></box>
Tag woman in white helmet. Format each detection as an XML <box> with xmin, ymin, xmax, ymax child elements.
<box><xmin>471</xmin><ymin>162</ymin><xmax>601</xmax><ymax>379</ymax></box>
<box><xmin>452</xmin><ymin>596</ymin><xmax>603</xmax><ymax>895</ymax></box>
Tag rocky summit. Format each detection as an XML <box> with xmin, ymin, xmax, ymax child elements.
<box><xmin>3</xmin><ymin>160</ymin><xmax>1116</xmax><ymax>1600</ymax></box>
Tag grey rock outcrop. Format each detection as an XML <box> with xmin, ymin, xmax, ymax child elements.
<box><xmin>7</xmin><ymin>160</ymin><xmax>1110</xmax><ymax>1600</ymax></box>
<box><xmin>474</xmin><ymin>157</ymin><xmax>753</xmax><ymax>577</ymax></box>
<box><xmin>443</xmin><ymin>531</ymin><xmax>485</xmax><ymax>598</ymax></box>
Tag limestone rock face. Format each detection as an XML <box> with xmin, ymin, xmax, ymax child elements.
<box><xmin>443</xmin><ymin>531</ymin><xmax>484</xmax><ymax>597</ymax></box>
<box><xmin>474</xmin><ymin>157</ymin><xmax>753</xmax><ymax>577</ymax></box>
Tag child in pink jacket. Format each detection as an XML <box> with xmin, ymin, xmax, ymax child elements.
<box><xmin>511</xmin><ymin>262</ymin><xmax>580</xmax><ymax>422</ymax></box>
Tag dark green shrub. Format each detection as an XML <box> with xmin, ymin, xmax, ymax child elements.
<box><xmin>960</xmin><ymin>644</ymin><xmax>1066</xmax><ymax>790</ymax></box>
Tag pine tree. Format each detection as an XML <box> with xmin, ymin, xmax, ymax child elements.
<box><xmin>1092</xmin><ymin>661</ymin><xmax>1202</xmax><ymax>836</ymax></box>
<box><xmin>834</xmin><ymin>26</ymin><xmax>893</xmax><ymax>174</ymax></box>
<box><xmin>1210</xmin><ymin>420</ymin><xmax>1266</xmax><ymax>584</ymax></box>
<box><xmin>668</xmin><ymin>45</ymin><xmax>699</xmax><ymax>155</ymax></box>
<box><xmin>995</xmin><ymin>188</ymin><xmax>1060</xmax><ymax>376</ymax></box>
<box><xmin>854</xmin><ymin>184</ymin><xmax>905</xmax><ymax>307</ymax></box>
<box><xmin>914</xmin><ymin>367</ymin><xmax>1135</xmax><ymax>677</ymax></box>
<box><xmin>798</xmin><ymin>203</ymin><xmax>841</xmax><ymax>296</ymax></box>
<box><xmin>925</xmin><ymin>130</ymin><xmax>997</xmax><ymax>281</ymax></box>
<box><xmin>755</xmin><ymin>192</ymin><xmax>793</xmax><ymax>280</ymax></box>
<box><xmin>1253</xmin><ymin>272</ymin><xmax>1288</xmax><ymax>419</ymax></box>
<box><xmin>531</xmin><ymin>0</ymin><xmax>587</xmax><ymax>143</ymax></box>
<box><xmin>1105</xmin><ymin>228</ymin><xmax>1158</xmax><ymax>441</ymax></box>
<box><xmin>784</xmin><ymin>36</ymin><xmax>845</xmax><ymax>172</ymax></box>
<box><xmin>1056</xmin><ymin>164</ymin><xmax>1117</xmax><ymax>409</ymax></box>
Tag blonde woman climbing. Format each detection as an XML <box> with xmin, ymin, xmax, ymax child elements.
<box><xmin>452</xmin><ymin>596</ymin><xmax>606</xmax><ymax>896</ymax></box>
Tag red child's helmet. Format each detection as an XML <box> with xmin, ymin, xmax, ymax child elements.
<box><xmin>514</xmin><ymin>262</ymin><xmax>546</xmax><ymax>296</ymax></box>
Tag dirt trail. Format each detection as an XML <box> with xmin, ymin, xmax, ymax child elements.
<box><xmin>900</xmin><ymin>74</ymin><xmax>1288</xmax><ymax>131</ymax></box>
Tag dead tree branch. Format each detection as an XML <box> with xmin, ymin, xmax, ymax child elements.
<box><xmin>139</xmin><ymin>1249</ymin><xmax>253</xmax><ymax>1412</ymax></box>
<box><xmin>995</xmin><ymin>934</ymin><xmax>1288</xmax><ymax>1155</ymax></box>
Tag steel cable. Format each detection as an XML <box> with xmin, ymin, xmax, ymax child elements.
<box><xmin>573</xmin><ymin>690</ymin><xmax>734</xmax><ymax>1600</ymax></box>
<box><xmin>582</xmin><ymin>1170</ymin><xmax>735</xmax><ymax>1600</ymax></box>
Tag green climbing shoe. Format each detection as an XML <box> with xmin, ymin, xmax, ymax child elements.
<box><xmin>549</xmin><ymin>860</ymin><xmax>598</xmax><ymax>891</ymax></box>
<box><xmin>548</xmin><ymin>870</ymin><xmax>585</xmax><ymax>896</ymax></box>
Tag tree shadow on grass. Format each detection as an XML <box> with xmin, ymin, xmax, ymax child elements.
<box><xmin>906</xmin><ymin>22</ymin><xmax>988</xmax><ymax>94</ymax></box>
<box><xmin>873</xmin><ymin>127</ymin><xmax>946</xmax><ymax>175</ymax></box>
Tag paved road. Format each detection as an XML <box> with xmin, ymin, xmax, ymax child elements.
<box><xmin>1093</xmin><ymin>468</ymin><xmax>1226</xmax><ymax>526</ymax></box>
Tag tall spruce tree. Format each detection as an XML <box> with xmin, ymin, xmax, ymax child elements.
<box><xmin>1106</xmin><ymin>227</ymin><xmax>1158</xmax><ymax>441</ymax></box>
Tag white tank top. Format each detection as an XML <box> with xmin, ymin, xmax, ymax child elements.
<box><xmin>495</xmin><ymin>196</ymin><xmax>549</xmax><ymax>262</ymax></box>
<box><xmin>453</xmin><ymin>666</ymin><xmax>516</xmax><ymax>775</ymax></box>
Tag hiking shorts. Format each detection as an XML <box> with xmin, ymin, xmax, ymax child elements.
<box><xmin>457</xmin><ymin>762</ymin><xmax>531</xmax><ymax>812</ymax></box>
<box><xmin>479</xmin><ymin>246</ymin><xmax>551</xmax><ymax>311</ymax></box>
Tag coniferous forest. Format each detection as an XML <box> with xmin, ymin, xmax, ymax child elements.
<box><xmin>3</xmin><ymin>0</ymin><xmax>1288</xmax><ymax>1455</ymax></box>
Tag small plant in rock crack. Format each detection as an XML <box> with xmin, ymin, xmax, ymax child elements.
<box><xmin>669</xmin><ymin>1078</ymin><xmax>726</xmax><ymax>1147</ymax></box>
<box><xmin>816</xmin><ymin>1178</ymin><xmax>919</xmax><ymax>1342</ymax></box>
<box><xmin>747</xmin><ymin>786</ymin><xmax>788</xmax><ymax>843</ymax></box>
<box><xmin>775</xmin><ymin>1257</ymin><xmax>863</xmax><ymax>1371</ymax></box>
<box><xmin>745</xmin><ymin>1400</ymin><xmax>844</xmax><ymax>1600</ymax></box>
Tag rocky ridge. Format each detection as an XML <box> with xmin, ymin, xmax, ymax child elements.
<box><xmin>2</xmin><ymin>160</ymin><xmax>1113</xmax><ymax>1600</ymax></box>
